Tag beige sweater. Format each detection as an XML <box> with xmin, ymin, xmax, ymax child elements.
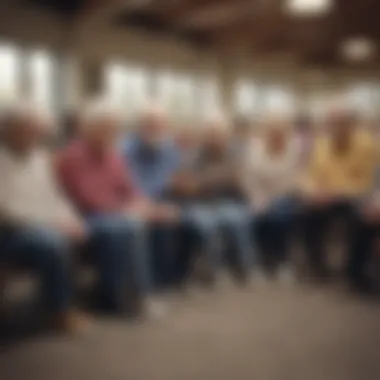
<box><xmin>0</xmin><ymin>147</ymin><xmax>75</xmax><ymax>226</ymax></box>
<box><xmin>244</xmin><ymin>138</ymin><xmax>301</xmax><ymax>206</ymax></box>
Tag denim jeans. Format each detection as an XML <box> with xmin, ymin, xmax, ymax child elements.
<box><xmin>346</xmin><ymin>217</ymin><xmax>377</xmax><ymax>291</ymax></box>
<box><xmin>182</xmin><ymin>202</ymin><xmax>253</xmax><ymax>278</ymax></box>
<box><xmin>255</xmin><ymin>196</ymin><xmax>299</xmax><ymax>272</ymax></box>
<box><xmin>213</xmin><ymin>202</ymin><xmax>253</xmax><ymax>275</ymax></box>
<box><xmin>175</xmin><ymin>206</ymin><xmax>219</xmax><ymax>283</ymax></box>
<box><xmin>0</xmin><ymin>226</ymin><xmax>72</xmax><ymax>312</ymax></box>
<box><xmin>86</xmin><ymin>215</ymin><xmax>151</xmax><ymax>308</ymax></box>
<box><xmin>301</xmin><ymin>200</ymin><xmax>356</xmax><ymax>277</ymax></box>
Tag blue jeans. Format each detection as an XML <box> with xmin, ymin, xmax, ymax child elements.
<box><xmin>301</xmin><ymin>200</ymin><xmax>354</xmax><ymax>277</ymax></box>
<box><xmin>0</xmin><ymin>226</ymin><xmax>72</xmax><ymax>312</ymax></box>
<box><xmin>182</xmin><ymin>203</ymin><xmax>253</xmax><ymax>278</ymax></box>
<box><xmin>86</xmin><ymin>215</ymin><xmax>151</xmax><ymax>308</ymax></box>
<box><xmin>213</xmin><ymin>203</ymin><xmax>253</xmax><ymax>275</ymax></box>
<box><xmin>171</xmin><ymin>206</ymin><xmax>218</xmax><ymax>284</ymax></box>
<box><xmin>149</xmin><ymin>209</ymin><xmax>217</xmax><ymax>289</ymax></box>
<box><xmin>254</xmin><ymin>197</ymin><xmax>299</xmax><ymax>272</ymax></box>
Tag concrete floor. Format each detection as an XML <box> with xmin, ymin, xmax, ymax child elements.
<box><xmin>1</xmin><ymin>280</ymin><xmax>380</xmax><ymax>380</ymax></box>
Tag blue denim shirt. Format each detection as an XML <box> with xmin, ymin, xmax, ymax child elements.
<box><xmin>121</xmin><ymin>135</ymin><xmax>180</xmax><ymax>200</ymax></box>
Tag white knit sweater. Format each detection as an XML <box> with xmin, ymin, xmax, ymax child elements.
<box><xmin>244</xmin><ymin>138</ymin><xmax>301</xmax><ymax>206</ymax></box>
<box><xmin>0</xmin><ymin>147</ymin><xmax>75</xmax><ymax>226</ymax></box>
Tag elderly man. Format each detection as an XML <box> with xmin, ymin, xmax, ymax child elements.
<box><xmin>0</xmin><ymin>103</ymin><xmax>87</xmax><ymax>333</ymax></box>
<box><xmin>123</xmin><ymin>108</ymin><xmax>222</xmax><ymax>288</ymax></box>
<box><xmin>121</xmin><ymin>106</ymin><xmax>181</xmax><ymax>289</ymax></box>
<box><xmin>300</xmin><ymin>108</ymin><xmax>378</xmax><ymax>279</ymax></box>
<box><xmin>246</xmin><ymin>118</ymin><xmax>301</xmax><ymax>280</ymax></box>
<box><xmin>57</xmin><ymin>102</ymin><xmax>172</xmax><ymax>316</ymax></box>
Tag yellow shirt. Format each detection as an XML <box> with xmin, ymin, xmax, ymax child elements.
<box><xmin>304</xmin><ymin>130</ymin><xmax>379</xmax><ymax>197</ymax></box>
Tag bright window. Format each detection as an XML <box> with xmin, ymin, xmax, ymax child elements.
<box><xmin>104</xmin><ymin>62</ymin><xmax>150</xmax><ymax>119</ymax></box>
<box><xmin>262</xmin><ymin>85</ymin><xmax>295</xmax><ymax>115</ymax></box>
<box><xmin>155</xmin><ymin>71</ymin><xmax>196</xmax><ymax>120</ymax></box>
<box><xmin>234</xmin><ymin>80</ymin><xmax>257</xmax><ymax>116</ymax></box>
<box><xmin>0</xmin><ymin>42</ymin><xmax>20</xmax><ymax>103</ymax></box>
<box><xmin>346</xmin><ymin>82</ymin><xmax>376</xmax><ymax>115</ymax></box>
<box><xmin>28</xmin><ymin>49</ymin><xmax>54</xmax><ymax>112</ymax></box>
<box><xmin>198</xmin><ymin>76</ymin><xmax>222</xmax><ymax>120</ymax></box>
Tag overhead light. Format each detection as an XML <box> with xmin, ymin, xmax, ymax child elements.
<box><xmin>341</xmin><ymin>38</ymin><xmax>376</xmax><ymax>62</ymax></box>
<box><xmin>286</xmin><ymin>0</ymin><xmax>333</xmax><ymax>15</ymax></box>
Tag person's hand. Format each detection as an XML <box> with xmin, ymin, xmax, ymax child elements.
<box><xmin>302</xmin><ymin>190</ymin><xmax>336</xmax><ymax>207</ymax></box>
<box><xmin>204</xmin><ymin>167</ymin><xmax>227</xmax><ymax>184</ymax></box>
<box><xmin>253</xmin><ymin>197</ymin><xmax>269</xmax><ymax>214</ymax></box>
<box><xmin>171</xmin><ymin>173</ymin><xmax>199</xmax><ymax>196</ymax></box>
<box><xmin>55</xmin><ymin>217</ymin><xmax>87</xmax><ymax>242</ymax></box>
<box><xmin>151</xmin><ymin>204</ymin><xmax>180</xmax><ymax>223</ymax></box>
<box><xmin>362</xmin><ymin>204</ymin><xmax>380</xmax><ymax>223</ymax></box>
<box><xmin>124</xmin><ymin>199</ymin><xmax>153</xmax><ymax>220</ymax></box>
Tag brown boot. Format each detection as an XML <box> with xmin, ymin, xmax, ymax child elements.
<box><xmin>50</xmin><ymin>310</ymin><xmax>92</xmax><ymax>335</ymax></box>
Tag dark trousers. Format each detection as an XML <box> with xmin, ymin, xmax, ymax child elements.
<box><xmin>0</xmin><ymin>226</ymin><xmax>72</xmax><ymax>312</ymax></box>
<box><xmin>149</xmin><ymin>223</ymin><xmax>178</xmax><ymax>290</ymax></box>
<box><xmin>301</xmin><ymin>201</ymin><xmax>356</xmax><ymax>277</ymax></box>
<box><xmin>346</xmin><ymin>218</ymin><xmax>377</xmax><ymax>291</ymax></box>
<box><xmin>254</xmin><ymin>197</ymin><xmax>299</xmax><ymax>273</ymax></box>
<box><xmin>87</xmin><ymin>215</ymin><xmax>151</xmax><ymax>310</ymax></box>
<box><xmin>150</xmin><ymin>210</ymin><xmax>217</xmax><ymax>289</ymax></box>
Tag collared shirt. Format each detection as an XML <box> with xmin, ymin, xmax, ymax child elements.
<box><xmin>303</xmin><ymin>130</ymin><xmax>379</xmax><ymax>197</ymax></box>
<box><xmin>0</xmin><ymin>147</ymin><xmax>74</xmax><ymax>226</ymax></box>
<box><xmin>57</xmin><ymin>140</ymin><xmax>140</xmax><ymax>215</ymax></box>
<box><xmin>121</xmin><ymin>136</ymin><xmax>179</xmax><ymax>200</ymax></box>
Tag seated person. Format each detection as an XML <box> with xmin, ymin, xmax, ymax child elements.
<box><xmin>192</xmin><ymin>117</ymin><xmax>253</xmax><ymax>284</ymax></box>
<box><xmin>57</xmin><ymin>102</ymin><xmax>175</xmax><ymax>316</ymax></box>
<box><xmin>300</xmin><ymin>108</ymin><xmax>378</xmax><ymax>279</ymax></box>
<box><xmin>121</xmin><ymin>107</ymin><xmax>213</xmax><ymax>289</ymax></box>
<box><xmin>168</xmin><ymin>125</ymin><xmax>217</xmax><ymax>285</ymax></box>
<box><xmin>246</xmin><ymin>117</ymin><xmax>301</xmax><ymax>280</ymax></box>
<box><xmin>0</xmin><ymin>103</ymin><xmax>87</xmax><ymax>334</ymax></box>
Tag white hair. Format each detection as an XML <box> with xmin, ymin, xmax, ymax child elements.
<box><xmin>80</xmin><ymin>99</ymin><xmax>121</xmax><ymax>130</ymax></box>
<box><xmin>139</xmin><ymin>102</ymin><xmax>167</xmax><ymax>121</ymax></box>
<box><xmin>0</xmin><ymin>100</ymin><xmax>53</xmax><ymax>131</ymax></box>
<box><xmin>203</xmin><ymin>113</ymin><xmax>230</xmax><ymax>132</ymax></box>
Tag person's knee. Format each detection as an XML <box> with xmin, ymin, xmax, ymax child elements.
<box><xmin>184</xmin><ymin>214</ymin><xmax>216</xmax><ymax>243</ymax></box>
<box><xmin>35</xmin><ymin>232</ymin><xmax>70</xmax><ymax>267</ymax></box>
<box><xmin>96</xmin><ymin>217</ymin><xmax>145</xmax><ymax>239</ymax></box>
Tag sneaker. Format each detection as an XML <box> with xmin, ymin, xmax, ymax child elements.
<box><xmin>144</xmin><ymin>298</ymin><xmax>167</xmax><ymax>321</ymax></box>
<box><xmin>277</xmin><ymin>266</ymin><xmax>295</xmax><ymax>285</ymax></box>
<box><xmin>253</xmin><ymin>268</ymin><xmax>269</xmax><ymax>285</ymax></box>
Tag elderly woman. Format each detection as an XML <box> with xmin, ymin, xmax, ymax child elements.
<box><xmin>246</xmin><ymin>117</ymin><xmax>301</xmax><ymax>279</ymax></box>
<box><xmin>0</xmin><ymin>103</ymin><xmax>88</xmax><ymax>333</ymax></box>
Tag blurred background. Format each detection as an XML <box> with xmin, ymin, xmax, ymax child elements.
<box><xmin>1</xmin><ymin>0</ymin><xmax>380</xmax><ymax>124</ymax></box>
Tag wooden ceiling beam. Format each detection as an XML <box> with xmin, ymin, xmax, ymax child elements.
<box><xmin>77</xmin><ymin>0</ymin><xmax>155</xmax><ymax>25</ymax></box>
<box><xmin>172</xmin><ymin>0</ymin><xmax>252</xmax><ymax>29</ymax></box>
